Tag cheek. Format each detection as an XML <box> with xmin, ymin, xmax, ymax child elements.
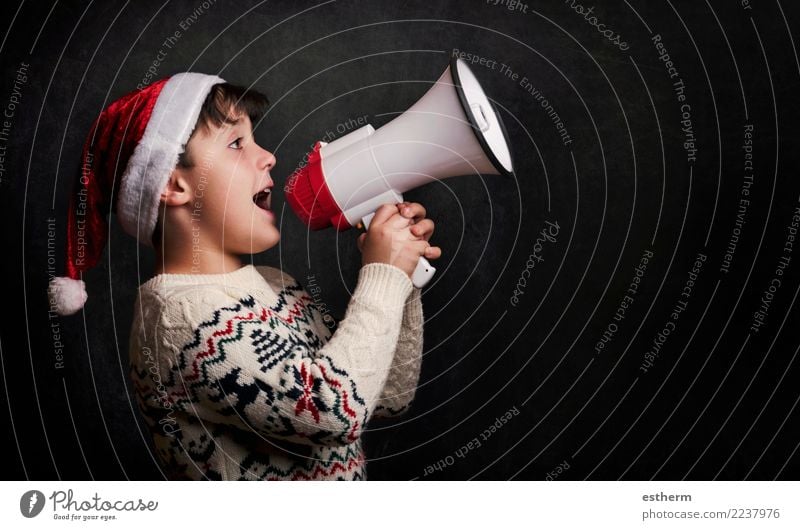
<box><xmin>221</xmin><ymin>201</ymin><xmax>257</xmax><ymax>234</ymax></box>
<box><xmin>203</xmin><ymin>173</ymin><xmax>252</xmax><ymax>221</ymax></box>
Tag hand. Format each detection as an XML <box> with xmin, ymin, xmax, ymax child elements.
<box><xmin>395</xmin><ymin>201</ymin><xmax>442</xmax><ymax>259</ymax></box>
<box><xmin>357</xmin><ymin>202</ymin><xmax>442</xmax><ymax>279</ymax></box>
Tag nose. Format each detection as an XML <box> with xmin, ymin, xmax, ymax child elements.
<box><xmin>257</xmin><ymin>145</ymin><xmax>276</xmax><ymax>172</ymax></box>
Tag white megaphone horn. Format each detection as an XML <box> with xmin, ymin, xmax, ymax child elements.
<box><xmin>285</xmin><ymin>56</ymin><xmax>515</xmax><ymax>288</ymax></box>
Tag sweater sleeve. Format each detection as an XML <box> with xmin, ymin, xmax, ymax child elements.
<box><xmin>165</xmin><ymin>263</ymin><xmax>413</xmax><ymax>448</ymax></box>
<box><xmin>372</xmin><ymin>287</ymin><xmax>424</xmax><ymax>419</ymax></box>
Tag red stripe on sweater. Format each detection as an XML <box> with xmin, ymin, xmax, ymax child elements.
<box><xmin>187</xmin><ymin>312</ymin><xmax>256</xmax><ymax>382</ymax></box>
<box><xmin>287</xmin><ymin>455</ymin><xmax>363</xmax><ymax>480</ymax></box>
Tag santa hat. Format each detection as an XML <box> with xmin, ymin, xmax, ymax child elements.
<box><xmin>48</xmin><ymin>72</ymin><xmax>225</xmax><ymax>316</ymax></box>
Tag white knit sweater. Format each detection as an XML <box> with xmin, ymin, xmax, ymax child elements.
<box><xmin>128</xmin><ymin>262</ymin><xmax>423</xmax><ymax>480</ymax></box>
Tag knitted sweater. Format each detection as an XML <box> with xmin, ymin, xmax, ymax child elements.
<box><xmin>128</xmin><ymin>262</ymin><xmax>423</xmax><ymax>480</ymax></box>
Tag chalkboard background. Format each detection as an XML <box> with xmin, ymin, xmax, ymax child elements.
<box><xmin>2</xmin><ymin>0</ymin><xmax>799</xmax><ymax>480</ymax></box>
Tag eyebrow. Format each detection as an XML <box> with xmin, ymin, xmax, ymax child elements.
<box><xmin>225</xmin><ymin>120</ymin><xmax>254</xmax><ymax>140</ymax></box>
<box><xmin>225</xmin><ymin>128</ymin><xmax>240</xmax><ymax>142</ymax></box>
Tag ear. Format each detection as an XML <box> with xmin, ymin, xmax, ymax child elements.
<box><xmin>160</xmin><ymin>168</ymin><xmax>193</xmax><ymax>207</ymax></box>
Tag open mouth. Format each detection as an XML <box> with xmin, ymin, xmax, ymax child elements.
<box><xmin>253</xmin><ymin>188</ymin><xmax>271</xmax><ymax>211</ymax></box>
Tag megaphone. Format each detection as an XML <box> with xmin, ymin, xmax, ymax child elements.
<box><xmin>285</xmin><ymin>56</ymin><xmax>515</xmax><ymax>288</ymax></box>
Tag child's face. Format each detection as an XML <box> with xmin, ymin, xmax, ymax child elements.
<box><xmin>182</xmin><ymin>113</ymin><xmax>279</xmax><ymax>255</ymax></box>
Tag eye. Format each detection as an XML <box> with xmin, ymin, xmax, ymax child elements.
<box><xmin>228</xmin><ymin>137</ymin><xmax>243</xmax><ymax>150</ymax></box>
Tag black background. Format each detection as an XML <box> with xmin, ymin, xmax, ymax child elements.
<box><xmin>1</xmin><ymin>0</ymin><xmax>799</xmax><ymax>480</ymax></box>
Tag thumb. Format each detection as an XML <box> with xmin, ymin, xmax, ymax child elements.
<box><xmin>369</xmin><ymin>203</ymin><xmax>401</xmax><ymax>228</ymax></box>
<box><xmin>357</xmin><ymin>232</ymin><xmax>367</xmax><ymax>252</ymax></box>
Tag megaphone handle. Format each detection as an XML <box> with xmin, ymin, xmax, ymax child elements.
<box><xmin>360</xmin><ymin>211</ymin><xmax>436</xmax><ymax>289</ymax></box>
<box><xmin>411</xmin><ymin>256</ymin><xmax>436</xmax><ymax>289</ymax></box>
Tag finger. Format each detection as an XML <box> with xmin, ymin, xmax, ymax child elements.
<box><xmin>369</xmin><ymin>203</ymin><xmax>402</xmax><ymax>227</ymax></box>
<box><xmin>399</xmin><ymin>202</ymin><xmax>426</xmax><ymax>223</ymax></box>
<box><xmin>410</xmin><ymin>239</ymin><xmax>431</xmax><ymax>257</ymax></box>
<box><xmin>357</xmin><ymin>232</ymin><xmax>366</xmax><ymax>252</ymax></box>
<box><xmin>383</xmin><ymin>209</ymin><xmax>418</xmax><ymax>230</ymax></box>
<box><xmin>409</xmin><ymin>219</ymin><xmax>434</xmax><ymax>240</ymax></box>
<box><xmin>424</xmin><ymin>245</ymin><xmax>442</xmax><ymax>260</ymax></box>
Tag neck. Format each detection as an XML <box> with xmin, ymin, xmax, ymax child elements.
<box><xmin>153</xmin><ymin>234</ymin><xmax>243</xmax><ymax>276</ymax></box>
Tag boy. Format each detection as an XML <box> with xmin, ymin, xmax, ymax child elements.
<box><xmin>48</xmin><ymin>72</ymin><xmax>441</xmax><ymax>480</ymax></box>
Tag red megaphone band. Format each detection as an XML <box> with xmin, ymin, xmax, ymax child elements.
<box><xmin>284</xmin><ymin>141</ymin><xmax>353</xmax><ymax>231</ymax></box>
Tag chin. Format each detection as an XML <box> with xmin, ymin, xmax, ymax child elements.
<box><xmin>251</xmin><ymin>234</ymin><xmax>280</xmax><ymax>253</ymax></box>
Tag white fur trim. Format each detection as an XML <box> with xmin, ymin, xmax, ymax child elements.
<box><xmin>48</xmin><ymin>276</ymin><xmax>88</xmax><ymax>316</ymax></box>
<box><xmin>116</xmin><ymin>73</ymin><xmax>225</xmax><ymax>246</ymax></box>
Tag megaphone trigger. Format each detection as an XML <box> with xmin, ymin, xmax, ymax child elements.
<box><xmin>360</xmin><ymin>211</ymin><xmax>376</xmax><ymax>230</ymax></box>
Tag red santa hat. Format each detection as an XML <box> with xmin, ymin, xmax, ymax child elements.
<box><xmin>48</xmin><ymin>72</ymin><xmax>224</xmax><ymax>316</ymax></box>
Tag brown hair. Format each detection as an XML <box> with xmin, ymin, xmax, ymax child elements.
<box><xmin>176</xmin><ymin>82</ymin><xmax>270</xmax><ymax>168</ymax></box>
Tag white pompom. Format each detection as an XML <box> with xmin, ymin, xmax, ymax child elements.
<box><xmin>48</xmin><ymin>276</ymin><xmax>88</xmax><ymax>316</ymax></box>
